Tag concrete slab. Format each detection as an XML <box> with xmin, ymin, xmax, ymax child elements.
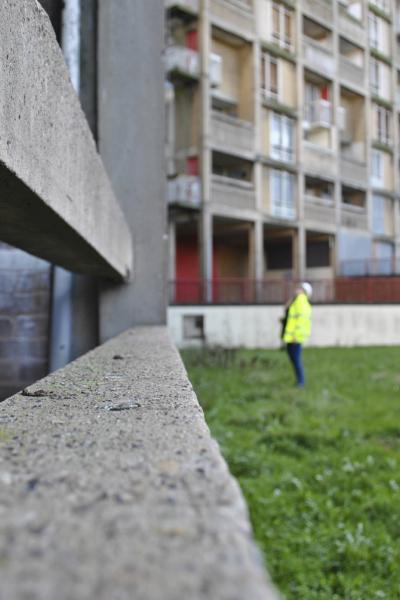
<box><xmin>0</xmin><ymin>0</ymin><xmax>132</xmax><ymax>281</ymax></box>
<box><xmin>0</xmin><ymin>327</ymin><xmax>279</xmax><ymax>600</ymax></box>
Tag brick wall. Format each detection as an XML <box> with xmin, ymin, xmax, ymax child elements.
<box><xmin>0</xmin><ymin>244</ymin><xmax>51</xmax><ymax>400</ymax></box>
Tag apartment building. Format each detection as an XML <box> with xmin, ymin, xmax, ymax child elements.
<box><xmin>165</xmin><ymin>0</ymin><xmax>400</xmax><ymax>302</ymax></box>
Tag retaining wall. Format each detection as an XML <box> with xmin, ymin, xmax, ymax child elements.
<box><xmin>168</xmin><ymin>305</ymin><xmax>400</xmax><ymax>348</ymax></box>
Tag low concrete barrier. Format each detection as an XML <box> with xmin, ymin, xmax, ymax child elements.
<box><xmin>168</xmin><ymin>305</ymin><xmax>400</xmax><ymax>348</ymax></box>
<box><xmin>0</xmin><ymin>327</ymin><xmax>278</xmax><ymax>600</ymax></box>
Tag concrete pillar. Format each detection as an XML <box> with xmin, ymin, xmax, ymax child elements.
<box><xmin>199</xmin><ymin>0</ymin><xmax>212</xmax><ymax>301</ymax></box>
<box><xmin>296</xmin><ymin>226</ymin><xmax>306</xmax><ymax>280</ymax></box>
<box><xmin>199</xmin><ymin>210</ymin><xmax>213</xmax><ymax>302</ymax></box>
<box><xmin>97</xmin><ymin>0</ymin><xmax>167</xmax><ymax>340</ymax></box>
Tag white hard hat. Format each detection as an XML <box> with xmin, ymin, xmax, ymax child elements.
<box><xmin>301</xmin><ymin>282</ymin><xmax>313</xmax><ymax>298</ymax></box>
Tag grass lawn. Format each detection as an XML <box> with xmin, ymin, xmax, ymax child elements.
<box><xmin>181</xmin><ymin>346</ymin><xmax>400</xmax><ymax>600</ymax></box>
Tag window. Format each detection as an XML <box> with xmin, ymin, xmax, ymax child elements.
<box><xmin>368</xmin><ymin>13</ymin><xmax>379</xmax><ymax>50</ymax></box>
<box><xmin>374</xmin><ymin>241</ymin><xmax>394</xmax><ymax>274</ymax></box>
<box><xmin>271</xmin><ymin>2</ymin><xmax>294</xmax><ymax>51</ymax></box>
<box><xmin>270</xmin><ymin>169</ymin><xmax>296</xmax><ymax>219</ymax></box>
<box><xmin>261</xmin><ymin>53</ymin><xmax>279</xmax><ymax>100</ymax></box>
<box><xmin>372</xmin><ymin>194</ymin><xmax>386</xmax><ymax>234</ymax></box>
<box><xmin>371</xmin><ymin>150</ymin><xmax>384</xmax><ymax>187</ymax></box>
<box><xmin>270</xmin><ymin>112</ymin><xmax>295</xmax><ymax>163</ymax></box>
<box><xmin>183</xmin><ymin>315</ymin><xmax>204</xmax><ymax>340</ymax></box>
<box><xmin>375</xmin><ymin>105</ymin><xmax>391</xmax><ymax>145</ymax></box>
<box><xmin>368</xmin><ymin>13</ymin><xmax>390</xmax><ymax>55</ymax></box>
<box><xmin>370</xmin><ymin>58</ymin><xmax>380</xmax><ymax>96</ymax></box>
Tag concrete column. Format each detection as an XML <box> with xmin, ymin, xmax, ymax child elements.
<box><xmin>98</xmin><ymin>0</ymin><xmax>167</xmax><ymax>340</ymax></box>
<box><xmin>199</xmin><ymin>0</ymin><xmax>213</xmax><ymax>300</ymax></box>
<box><xmin>295</xmin><ymin>2</ymin><xmax>305</xmax><ymax>280</ymax></box>
<box><xmin>199</xmin><ymin>210</ymin><xmax>213</xmax><ymax>302</ymax></box>
<box><xmin>254</xmin><ymin>218</ymin><xmax>264</xmax><ymax>281</ymax></box>
<box><xmin>297</xmin><ymin>226</ymin><xmax>306</xmax><ymax>280</ymax></box>
<box><xmin>332</xmin><ymin>0</ymin><xmax>341</xmax><ymax>274</ymax></box>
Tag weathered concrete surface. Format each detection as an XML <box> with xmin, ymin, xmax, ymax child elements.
<box><xmin>0</xmin><ymin>0</ymin><xmax>132</xmax><ymax>281</ymax></box>
<box><xmin>0</xmin><ymin>327</ymin><xmax>279</xmax><ymax>600</ymax></box>
<box><xmin>98</xmin><ymin>0</ymin><xmax>167</xmax><ymax>337</ymax></box>
<box><xmin>168</xmin><ymin>304</ymin><xmax>400</xmax><ymax>348</ymax></box>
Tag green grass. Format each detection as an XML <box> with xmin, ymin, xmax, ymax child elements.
<box><xmin>181</xmin><ymin>346</ymin><xmax>400</xmax><ymax>600</ymax></box>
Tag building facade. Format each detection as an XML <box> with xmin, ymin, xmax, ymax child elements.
<box><xmin>165</xmin><ymin>0</ymin><xmax>400</xmax><ymax>303</ymax></box>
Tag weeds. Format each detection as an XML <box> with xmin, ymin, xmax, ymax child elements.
<box><xmin>182</xmin><ymin>346</ymin><xmax>400</xmax><ymax>599</ymax></box>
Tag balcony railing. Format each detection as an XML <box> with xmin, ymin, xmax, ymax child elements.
<box><xmin>304</xmin><ymin>99</ymin><xmax>333</xmax><ymax>128</ymax></box>
<box><xmin>302</xmin><ymin>0</ymin><xmax>333</xmax><ymax>26</ymax></box>
<box><xmin>169</xmin><ymin>277</ymin><xmax>400</xmax><ymax>305</ymax></box>
<box><xmin>304</xmin><ymin>196</ymin><xmax>335</xmax><ymax>225</ymax></box>
<box><xmin>340</xmin><ymin>257</ymin><xmax>400</xmax><ymax>277</ymax></box>
<box><xmin>341</xmin><ymin>204</ymin><xmax>368</xmax><ymax>230</ymax></box>
<box><xmin>211</xmin><ymin>111</ymin><xmax>255</xmax><ymax>156</ymax></box>
<box><xmin>303</xmin><ymin>143</ymin><xmax>336</xmax><ymax>178</ymax></box>
<box><xmin>211</xmin><ymin>175</ymin><xmax>256</xmax><ymax>210</ymax></box>
<box><xmin>165</xmin><ymin>48</ymin><xmax>222</xmax><ymax>86</ymax></box>
<box><xmin>210</xmin><ymin>0</ymin><xmax>254</xmax><ymax>39</ymax></box>
<box><xmin>340</xmin><ymin>155</ymin><xmax>367</xmax><ymax>187</ymax></box>
<box><xmin>165</xmin><ymin>46</ymin><xmax>199</xmax><ymax>79</ymax></box>
<box><xmin>303</xmin><ymin>38</ymin><xmax>334</xmax><ymax>77</ymax></box>
<box><xmin>168</xmin><ymin>176</ymin><xmax>201</xmax><ymax>207</ymax></box>
<box><xmin>338</xmin><ymin>5</ymin><xmax>366</xmax><ymax>46</ymax></box>
<box><xmin>339</xmin><ymin>57</ymin><xmax>365</xmax><ymax>89</ymax></box>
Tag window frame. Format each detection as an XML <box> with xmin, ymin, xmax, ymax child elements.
<box><xmin>270</xmin><ymin>168</ymin><xmax>296</xmax><ymax>220</ymax></box>
<box><xmin>270</xmin><ymin>111</ymin><xmax>295</xmax><ymax>164</ymax></box>
<box><xmin>271</xmin><ymin>2</ymin><xmax>294</xmax><ymax>52</ymax></box>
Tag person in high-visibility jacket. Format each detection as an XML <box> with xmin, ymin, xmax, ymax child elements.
<box><xmin>281</xmin><ymin>282</ymin><xmax>313</xmax><ymax>387</ymax></box>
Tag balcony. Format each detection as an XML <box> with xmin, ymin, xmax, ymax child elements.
<box><xmin>302</xmin><ymin>0</ymin><xmax>333</xmax><ymax>27</ymax></box>
<box><xmin>211</xmin><ymin>111</ymin><xmax>255</xmax><ymax>157</ymax></box>
<box><xmin>165</xmin><ymin>46</ymin><xmax>199</xmax><ymax>81</ymax></box>
<box><xmin>210</xmin><ymin>0</ymin><xmax>254</xmax><ymax>40</ymax></box>
<box><xmin>303</xmin><ymin>38</ymin><xmax>334</xmax><ymax>78</ymax></box>
<box><xmin>338</xmin><ymin>6</ymin><xmax>366</xmax><ymax>47</ymax></box>
<box><xmin>341</xmin><ymin>204</ymin><xmax>368</xmax><ymax>230</ymax></box>
<box><xmin>304</xmin><ymin>98</ymin><xmax>333</xmax><ymax>129</ymax></box>
<box><xmin>339</xmin><ymin>57</ymin><xmax>365</xmax><ymax>90</ymax></box>
<box><xmin>303</xmin><ymin>143</ymin><xmax>336</xmax><ymax>178</ymax></box>
<box><xmin>304</xmin><ymin>196</ymin><xmax>335</xmax><ymax>226</ymax></box>
<box><xmin>168</xmin><ymin>176</ymin><xmax>201</xmax><ymax>207</ymax></box>
<box><xmin>340</xmin><ymin>156</ymin><xmax>367</xmax><ymax>188</ymax></box>
<box><xmin>211</xmin><ymin>175</ymin><xmax>256</xmax><ymax>211</ymax></box>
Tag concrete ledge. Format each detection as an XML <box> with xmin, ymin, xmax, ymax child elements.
<box><xmin>0</xmin><ymin>1</ymin><xmax>132</xmax><ymax>281</ymax></box>
<box><xmin>0</xmin><ymin>327</ymin><xmax>278</xmax><ymax>599</ymax></box>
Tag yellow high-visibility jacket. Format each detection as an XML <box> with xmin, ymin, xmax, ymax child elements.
<box><xmin>282</xmin><ymin>292</ymin><xmax>312</xmax><ymax>344</ymax></box>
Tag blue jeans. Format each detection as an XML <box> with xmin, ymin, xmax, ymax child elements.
<box><xmin>286</xmin><ymin>343</ymin><xmax>305</xmax><ymax>386</ymax></box>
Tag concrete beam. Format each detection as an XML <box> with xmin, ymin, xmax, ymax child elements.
<box><xmin>0</xmin><ymin>327</ymin><xmax>279</xmax><ymax>600</ymax></box>
<box><xmin>0</xmin><ymin>0</ymin><xmax>132</xmax><ymax>281</ymax></box>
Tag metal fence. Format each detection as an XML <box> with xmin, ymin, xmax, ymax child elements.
<box><xmin>170</xmin><ymin>277</ymin><xmax>400</xmax><ymax>305</ymax></box>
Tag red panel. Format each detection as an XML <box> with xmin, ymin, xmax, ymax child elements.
<box><xmin>174</xmin><ymin>234</ymin><xmax>222</xmax><ymax>303</ymax></box>
<box><xmin>187</xmin><ymin>156</ymin><xmax>199</xmax><ymax>176</ymax></box>
<box><xmin>321</xmin><ymin>86</ymin><xmax>329</xmax><ymax>100</ymax></box>
<box><xmin>186</xmin><ymin>30</ymin><xmax>198</xmax><ymax>51</ymax></box>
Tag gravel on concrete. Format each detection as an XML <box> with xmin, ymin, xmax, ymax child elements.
<box><xmin>0</xmin><ymin>327</ymin><xmax>280</xmax><ymax>600</ymax></box>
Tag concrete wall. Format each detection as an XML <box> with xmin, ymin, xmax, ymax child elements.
<box><xmin>0</xmin><ymin>0</ymin><xmax>132</xmax><ymax>281</ymax></box>
<box><xmin>0</xmin><ymin>244</ymin><xmax>51</xmax><ymax>400</ymax></box>
<box><xmin>0</xmin><ymin>327</ymin><xmax>278</xmax><ymax>600</ymax></box>
<box><xmin>98</xmin><ymin>0</ymin><xmax>167</xmax><ymax>340</ymax></box>
<box><xmin>168</xmin><ymin>304</ymin><xmax>400</xmax><ymax>348</ymax></box>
